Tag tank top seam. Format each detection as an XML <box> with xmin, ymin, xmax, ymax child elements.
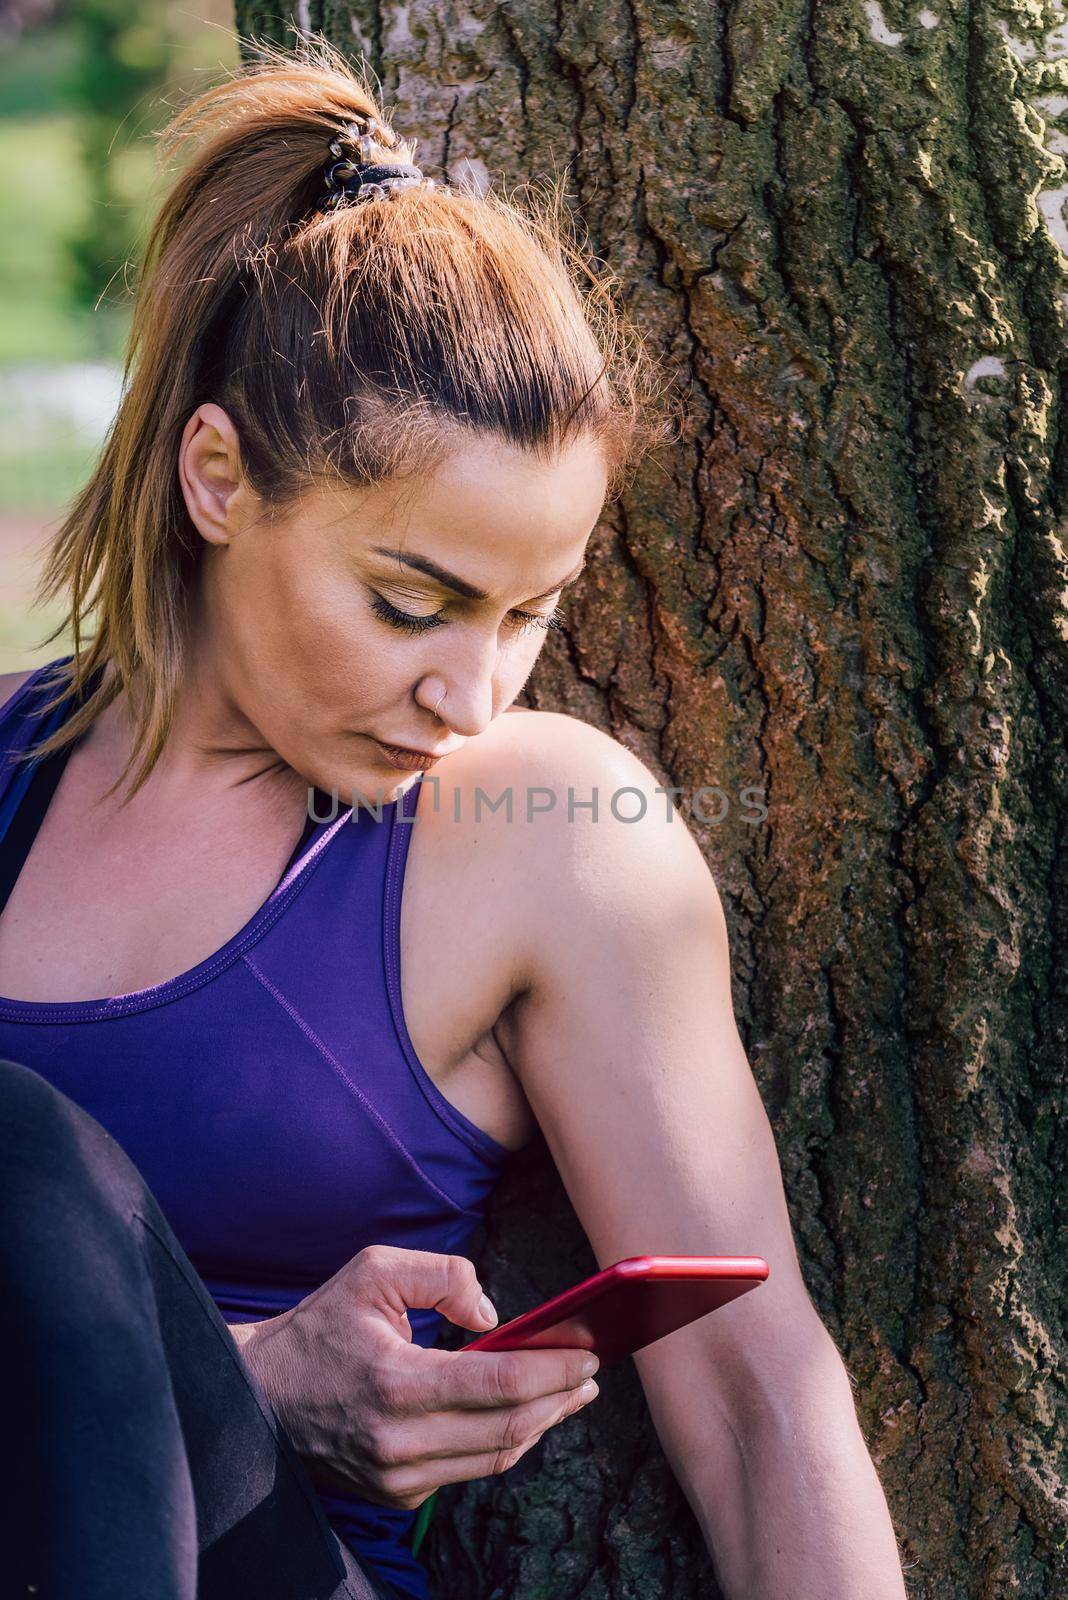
<box><xmin>382</xmin><ymin>783</ymin><xmax>512</xmax><ymax>1166</ymax></box>
<box><xmin>0</xmin><ymin>664</ymin><xmax>490</xmax><ymax>1599</ymax></box>
<box><xmin>0</xmin><ymin>810</ymin><xmax>354</xmax><ymax>1023</ymax></box>
<box><xmin>0</xmin><ymin>660</ymin><xmax>358</xmax><ymax>1023</ymax></box>
<box><xmin>240</xmin><ymin>950</ymin><xmax>484</xmax><ymax>1221</ymax></box>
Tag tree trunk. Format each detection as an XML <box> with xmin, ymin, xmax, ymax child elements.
<box><xmin>233</xmin><ymin>4</ymin><xmax>1068</xmax><ymax>1595</ymax></box>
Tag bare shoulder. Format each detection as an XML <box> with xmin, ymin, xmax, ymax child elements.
<box><xmin>438</xmin><ymin>706</ymin><xmax>650</xmax><ymax>821</ymax></box>
<box><xmin>458</xmin><ymin>705</ymin><xmax>653</xmax><ymax>783</ymax></box>
<box><xmin>431</xmin><ymin>708</ymin><xmax>722</xmax><ymax>953</ymax></box>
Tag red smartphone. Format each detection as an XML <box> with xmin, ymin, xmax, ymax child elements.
<box><xmin>461</xmin><ymin>1255</ymin><xmax>769</xmax><ymax>1369</ymax></box>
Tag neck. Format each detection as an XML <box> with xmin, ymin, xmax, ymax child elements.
<box><xmin>89</xmin><ymin>646</ymin><xmax>302</xmax><ymax>814</ymax></box>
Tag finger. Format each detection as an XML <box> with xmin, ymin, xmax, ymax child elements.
<box><xmin>378</xmin><ymin>1385</ymin><xmax>599</xmax><ymax>1501</ymax></box>
<box><xmin>376</xmin><ymin>1378</ymin><xmax>600</xmax><ymax>1468</ymax></box>
<box><xmin>351</xmin><ymin>1245</ymin><xmax>498</xmax><ymax>1333</ymax></box>
<box><xmin>401</xmin><ymin>1344</ymin><xmax>601</xmax><ymax>1413</ymax></box>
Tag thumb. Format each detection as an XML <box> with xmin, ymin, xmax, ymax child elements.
<box><xmin>352</xmin><ymin>1245</ymin><xmax>498</xmax><ymax>1331</ymax></box>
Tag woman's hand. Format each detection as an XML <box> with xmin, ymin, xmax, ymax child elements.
<box><xmin>231</xmin><ymin>1245</ymin><xmax>600</xmax><ymax>1511</ymax></box>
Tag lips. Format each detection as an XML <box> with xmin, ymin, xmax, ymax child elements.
<box><xmin>370</xmin><ymin>737</ymin><xmax>449</xmax><ymax>771</ymax></box>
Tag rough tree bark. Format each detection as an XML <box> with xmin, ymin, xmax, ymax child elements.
<box><xmin>232</xmin><ymin>3</ymin><xmax>1068</xmax><ymax>1596</ymax></box>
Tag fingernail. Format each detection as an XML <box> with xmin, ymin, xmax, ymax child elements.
<box><xmin>580</xmin><ymin>1355</ymin><xmax>599</xmax><ymax>1377</ymax></box>
<box><xmin>577</xmin><ymin>1378</ymin><xmax>599</xmax><ymax>1400</ymax></box>
<box><xmin>478</xmin><ymin>1294</ymin><xmax>498</xmax><ymax>1325</ymax></box>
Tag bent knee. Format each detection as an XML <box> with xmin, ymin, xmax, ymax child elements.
<box><xmin>0</xmin><ymin>1056</ymin><xmax>74</xmax><ymax>1128</ymax></box>
<box><xmin>0</xmin><ymin>1056</ymin><xmax>84</xmax><ymax>1137</ymax></box>
<box><xmin>0</xmin><ymin>1057</ymin><xmax>138</xmax><ymax>1200</ymax></box>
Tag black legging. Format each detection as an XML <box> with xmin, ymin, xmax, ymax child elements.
<box><xmin>0</xmin><ymin>1056</ymin><xmax>406</xmax><ymax>1600</ymax></box>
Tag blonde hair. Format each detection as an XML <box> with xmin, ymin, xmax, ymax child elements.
<box><xmin>25</xmin><ymin>34</ymin><xmax>676</xmax><ymax>799</ymax></box>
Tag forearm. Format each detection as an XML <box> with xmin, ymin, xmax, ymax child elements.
<box><xmin>661</xmin><ymin>1334</ymin><xmax>907</xmax><ymax>1600</ymax></box>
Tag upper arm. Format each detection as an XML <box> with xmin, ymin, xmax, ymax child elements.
<box><xmin>480</xmin><ymin>714</ymin><xmax>832</xmax><ymax>1409</ymax></box>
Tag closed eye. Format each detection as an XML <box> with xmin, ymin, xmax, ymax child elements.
<box><xmin>368</xmin><ymin>593</ymin><xmax>564</xmax><ymax>638</ymax></box>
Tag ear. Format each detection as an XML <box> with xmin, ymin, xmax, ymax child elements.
<box><xmin>178</xmin><ymin>403</ymin><xmax>255</xmax><ymax>547</ymax></box>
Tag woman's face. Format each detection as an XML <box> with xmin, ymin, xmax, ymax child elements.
<box><xmin>179</xmin><ymin>408</ymin><xmax>608</xmax><ymax>802</ymax></box>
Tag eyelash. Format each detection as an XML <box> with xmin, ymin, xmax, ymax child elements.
<box><xmin>369</xmin><ymin>593</ymin><xmax>565</xmax><ymax>638</ymax></box>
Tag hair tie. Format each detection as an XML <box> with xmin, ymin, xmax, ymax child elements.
<box><xmin>317</xmin><ymin>115</ymin><xmax>447</xmax><ymax>211</ymax></box>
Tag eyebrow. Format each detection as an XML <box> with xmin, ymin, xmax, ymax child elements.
<box><xmin>369</xmin><ymin>545</ymin><xmax>588</xmax><ymax>603</ymax></box>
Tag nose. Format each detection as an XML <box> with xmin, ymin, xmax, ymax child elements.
<box><xmin>417</xmin><ymin>629</ymin><xmax>500</xmax><ymax>738</ymax></box>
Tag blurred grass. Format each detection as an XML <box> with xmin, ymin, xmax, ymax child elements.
<box><xmin>0</xmin><ymin>18</ymin><xmax>80</xmax><ymax>118</ymax></box>
<box><xmin>0</xmin><ymin>514</ymin><xmax>73</xmax><ymax>669</ymax></box>
<box><xmin>0</xmin><ymin>433</ymin><xmax>102</xmax><ymax>515</ymax></box>
<box><xmin>0</xmin><ymin>100</ymin><xmax>129</xmax><ymax>665</ymax></box>
<box><xmin>0</xmin><ymin>375</ymin><xmax>116</xmax><ymax>513</ymax></box>
<box><xmin>0</xmin><ymin>3</ymin><xmax>239</xmax><ymax>670</ymax></box>
<box><xmin>0</xmin><ymin>114</ymin><xmax>139</xmax><ymax>366</ymax></box>
<box><xmin>0</xmin><ymin>16</ymin><xmax>127</xmax><ymax>666</ymax></box>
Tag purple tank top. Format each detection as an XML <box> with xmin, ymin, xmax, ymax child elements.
<box><xmin>0</xmin><ymin>660</ymin><xmax>513</xmax><ymax>1598</ymax></box>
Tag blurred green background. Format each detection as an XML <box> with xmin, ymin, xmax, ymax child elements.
<box><xmin>0</xmin><ymin>0</ymin><xmax>238</xmax><ymax>673</ymax></box>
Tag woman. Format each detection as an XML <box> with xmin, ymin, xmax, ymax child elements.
<box><xmin>0</xmin><ymin>35</ymin><xmax>907</xmax><ymax>1600</ymax></box>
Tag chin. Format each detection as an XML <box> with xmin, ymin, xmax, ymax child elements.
<box><xmin>351</xmin><ymin>769</ymin><xmax>418</xmax><ymax>807</ymax></box>
<box><xmin>299</xmin><ymin>757</ymin><xmax>409</xmax><ymax>813</ymax></box>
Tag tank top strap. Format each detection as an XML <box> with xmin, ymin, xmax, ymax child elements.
<box><xmin>0</xmin><ymin>658</ymin><xmax>86</xmax><ymax>841</ymax></box>
<box><xmin>0</xmin><ymin>659</ymin><xmax>334</xmax><ymax>870</ymax></box>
